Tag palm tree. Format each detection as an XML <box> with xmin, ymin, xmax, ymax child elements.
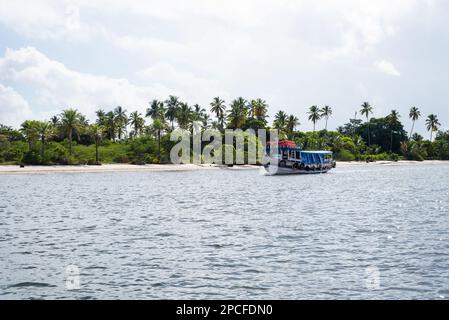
<box><xmin>250</xmin><ymin>98</ymin><xmax>268</xmax><ymax>119</ymax></box>
<box><xmin>210</xmin><ymin>97</ymin><xmax>226</xmax><ymax>129</ymax></box>
<box><xmin>426</xmin><ymin>114</ymin><xmax>441</xmax><ymax>141</ymax></box>
<box><xmin>146</xmin><ymin>99</ymin><xmax>165</xmax><ymax>120</ymax></box>
<box><xmin>308</xmin><ymin>105</ymin><xmax>321</xmax><ymax>132</ymax></box>
<box><xmin>408</xmin><ymin>106</ymin><xmax>421</xmax><ymax>139</ymax></box>
<box><xmin>95</xmin><ymin>109</ymin><xmax>106</xmax><ymax>126</ymax></box>
<box><xmin>88</xmin><ymin>124</ymin><xmax>104</xmax><ymax>164</ymax></box>
<box><xmin>176</xmin><ymin>102</ymin><xmax>193</xmax><ymax>130</ymax></box>
<box><xmin>151</xmin><ymin>118</ymin><xmax>168</xmax><ymax>162</ymax></box>
<box><xmin>227</xmin><ymin>97</ymin><xmax>248</xmax><ymax>129</ymax></box>
<box><xmin>36</xmin><ymin>121</ymin><xmax>52</xmax><ymax>158</ymax></box>
<box><xmin>60</xmin><ymin>109</ymin><xmax>81</xmax><ymax>155</ymax></box>
<box><xmin>387</xmin><ymin>110</ymin><xmax>400</xmax><ymax>152</ymax></box>
<box><xmin>114</xmin><ymin>106</ymin><xmax>128</xmax><ymax>140</ymax></box>
<box><xmin>273</xmin><ymin>110</ymin><xmax>287</xmax><ymax>131</ymax></box>
<box><xmin>104</xmin><ymin>111</ymin><xmax>116</xmax><ymax>141</ymax></box>
<box><xmin>360</xmin><ymin>102</ymin><xmax>373</xmax><ymax>146</ymax></box>
<box><xmin>165</xmin><ymin>95</ymin><xmax>180</xmax><ymax>130</ymax></box>
<box><xmin>50</xmin><ymin>116</ymin><xmax>59</xmax><ymax>127</ymax></box>
<box><xmin>129</xmin><ymin>111</ymin><xmax>145</xmax><ymax>138</ymax></box>
<box><xmin>321</xmin><ymin>105</ymin><xmax>333</xmax><ymax>131</ymax></box>
<box><xmin>285</xmin><ymin>115</ymin><xmax>300</xmax><ymax>137</ymax></box>
<box><xmin>192</xmin><ymin>104</ymin><xmax>206</xmax><ymax>123</ymax></box>
<box><xmin>20</xmin><ymin>120</ymin><xmax>39</xmax><ymax>151</ymax></box>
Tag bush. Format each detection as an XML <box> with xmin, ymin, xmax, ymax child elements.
<box><xmin>335</xmin><ymin>149</ymin><xmax>355</xmax><ymax>161</ymax></box>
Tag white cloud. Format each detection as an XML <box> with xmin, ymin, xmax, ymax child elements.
<box><xmin>0</xmin><ymin>84</ymin><xmax>33</xmax><ymax>128</ymax></box>
<box><xmin>0</xmin><ymin>47</ymin><xmax>172</xmax><ymax>124</ymax></box>
<box><xmin>375</xmin><ymin>60</ymin><xmax>401</xmax><ymax>77</ymax></box>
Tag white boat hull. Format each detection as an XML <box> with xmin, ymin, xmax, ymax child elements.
<box><xmin>264</xmin><ymin>165</ymin><xmax>332</xmax><ymax>175</ymax></box>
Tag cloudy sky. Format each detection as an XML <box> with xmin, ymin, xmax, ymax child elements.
<box><xmin>0</xmin><ymin>0</ymin><xmax>448</xmax><ymax>134</ymax></box>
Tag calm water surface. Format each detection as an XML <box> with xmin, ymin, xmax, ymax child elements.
<box><xmin>1</xmin><ymin>164</ymin><xmax>449</xmax><ymax>299</ymax></box>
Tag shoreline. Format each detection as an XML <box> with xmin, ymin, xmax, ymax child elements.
<box><xmin>0</xmin><ymin>160</ymin><xmax>448</xmax><ymax>174</ymax></box>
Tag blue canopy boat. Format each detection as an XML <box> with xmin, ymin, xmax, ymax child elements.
<box><xmin>264</xmin><ymin>140</ymin><xmax>336</xmax><ymax>175</ymax></box>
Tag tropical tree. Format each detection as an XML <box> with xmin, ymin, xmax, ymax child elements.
<box><xmin>129</xmin><ymin>111</ymin><xmax>145</xmax><ymax>138</ymax></box>
<box><xmin>308</xmin><ymin>105</ymin><xmax>321</xmax><ymax>132</ymax></box>
<box><xmin>285</xmin><ymin>115</ymin><xmax>300</xmax><ymax>137</ymax></box>
<box><xmin>36</xmin><ymin>121</ymin><xmax>52</xmax><ymax>158</ymax></box>
<box><xmin>60</xmin><ymin>109</ymin><xmax>81</xmax><ymax>155</ymax></box>
<box><xmin>273</xmin><ymin>110</ymin><xmax>287</xmax><ymax>131</ymax></box>
<box><xmin>210</xmin><ymin>97</ymin><xmax>226</xmax><ymax>129</ymax></box>
<box><xmin>114</xmin><ymin>106</ymin><xmax>128</xmax><ymax>140</ymax></box>
<box><xmin>104</xmin><ymin>111</ymin><xmax>116</xmax><ymax>141</ymax></box>
<box><xmin>249</xmin><ymin>98</ymin><xmax>269</xmax><ymax>125</ymax></box>
<box><xmin>20</xmin><ymin>120</ymin><xmax>39</xmax><ymax>151</ymax></box>
<box><xmin>146</xmin><ymin>99</ymin><xmax>165</xmax><ymax>120</ymax></box>
<box><xmin>88</xmin><ymin>124</ymin><xmax>105</xmax><ymax>164</ymax></box>
<box><xmin>176</xmin><ymin>102</ymin><xmax>193</xmax><ymax>130</ymax></box>
<box><xmin>408</xmin><ymin>106</ymin><xmax>421</xmax><ymax>139</ymax></box>
<box><xmin>95</xmin><ymin>109</ymin><xmax>106</xmax><ymax>126</ymax></box>
<box><xmin>165</xmin><ymin>95</ymin><xmax>180</xmax><ymax>130</ymax></box>
<box><xmin>150</xmin><ymin>118</ymin><xmax>168</xmax><ymax>162</ymax></box>
<box><xmin>50</xmin><ymin>116</ymin><xmax>59</xmax><ymax>127</ymax></box>
<box><xmin>321</xmin><ymin>105</ymin><xmax>333</xmax><ymax>131</ymax></box>
<box><xmin>227</xmin><ymin>97</ymin><xmax>248</xmax><ymax>129</ymax></box>
<box><xmin>426</xmin><ymin>114</ymin><xmax>441</xmax><ymax>141</ymax></box>
<box><xmin>360</xmin><ymin>102</ymin><xmax>373</xmax><ymax>146</ymax></box>
<box><xmin>387</xmin><ymin>110</ymin><xmax>401</xmax><ymax>152</ymax></box>
<box><xmin>192</xmin><ymin>104</ymin><xmax>206</xmax><ymax>123</ymax></box>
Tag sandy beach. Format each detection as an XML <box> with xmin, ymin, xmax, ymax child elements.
<box><xmin>0</xmin><ymin>160</ymin><xmax>447</xmax><ymax>174</ymax></box>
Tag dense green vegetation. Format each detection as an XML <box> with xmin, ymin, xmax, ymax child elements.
<box><xmin>0</xmin><ymin>97</ymin><xmax>447</xmax><ymax>165</ymax></box>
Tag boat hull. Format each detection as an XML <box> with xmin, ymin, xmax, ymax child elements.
<box><xmin>264</xmin><ymin>165</ymin><xmax>332</xmax><ymax>175</ymax></box>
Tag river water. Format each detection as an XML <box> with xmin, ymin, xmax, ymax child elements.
<box><xmin>1</xmin><ymin>163</ymin><xmax>449</xmax><ymax>299</ymax></box>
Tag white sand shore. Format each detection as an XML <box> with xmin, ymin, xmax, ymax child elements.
<box><xmin>0</xmin><ymin>160</ymin><xmax>447</xmax><ymax>174</ymax></box>
<box><xmin>0</xmin><ymin>163</ymin><xmax>259</xmax><ymax>174</ymax></box>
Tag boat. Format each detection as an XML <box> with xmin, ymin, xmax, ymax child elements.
<box><xmin>263</xmin><ymin>140</ymin><xmax>336</xmax><ymax>175</ymax></box>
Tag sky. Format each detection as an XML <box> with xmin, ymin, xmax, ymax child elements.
<box><xmin>0</xmin><ymin>0</ymin><xmax>448</xmax><ymax>135</ymax></box>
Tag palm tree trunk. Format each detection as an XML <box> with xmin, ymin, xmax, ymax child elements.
<box><xmin>366</xmin><ymin>116</ymin><xmax>371</xmax><ymax>146</ymax></box>
<box><xmin>95</xmin><ymin>139</ymin><xmax>99</xmax><ymax>164</ymax></box>
<box><xmin>158</xmin><ymin>130</ymin><xmax>161</xmax><ymax>162</ymax></box>
<box><xmin>390</xmin><ymin>130</ymin><xmax>393</xmax><ymax>152</ymax></box>
<box><xmin>325</xmin><ymin>118</ymin><xmax>328</xmax><ymax>131</ymax></box>
<box><xmin>41</xmin><ymin>136</ymin><xmax>45</xmax><ymax>158</ymax></box>
<box><xmin>68</xmin><ymin>129</ymin><xmax>72</xmax><ymax>155</ymax></box>
<box><xmin>430</xmin><ymin>130</ymin><xmax>433</xmax><ymax>142</ymax></box>
<box><xmin>409</xmin><ymin>120</ymin><xmax>415</xmax><ymax>139</ymax></box>
<box><xmin>313</xmin><ymin>122</ymin><xmax>316</xmax><ymax>132</ymax></box>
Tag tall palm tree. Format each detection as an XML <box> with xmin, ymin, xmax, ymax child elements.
<box><xmin>104</xmin><ymin>111</ymin><xmax>116</xmax><ymax>141</ymax></box>
<box><xmin>250</xmin><ymin>98</ymin><xmax>268</xmax><ymax>125</ymax></box>
<box><xmin>426</xmin><ymin>114</ymin><xmax>441</xmax><ymax>141</ymax></box>
<box><xmin>285</xmin><ymin>115</ymin><xmax>300</xmax><ymax>137</ymax></box>
<box><xmin>387</xmin><ymin>110</ymin><xmax>400</xmax><ymax>152</ymax></box>
<box><xmin>192</xmin><ymin>104</ymin><xmax>206</xmax><ymax>123</ymax></box>
<box><xmin>227</xmin><ymin>97</ymin><xmax>248</xmax><ymax>129</ymax></box>
<box><xmin>114</xmin><ymin>106</ymin><xmax>128</xmax><ymax>140</ymax></box>
<box><xmin>321</xmin><ymin>105</ymin><xmax>333</xmax><ymax>131</ymax></box>
<box><xmin>408</xmin><ymin>106</ymin><xmax>421</xmax><ymax>139</ymax></box>
<box><xmin>273</xmin><ymin>110</ymin><xmax>287</xmax><ymax>131</ymax></box>
<box><xmin>50</xmin><ymin>116</ymin><xmax>59</xmax><ymax>127</ymax></box>
<box><xmin>95</xmin><ymin>109</ymin><xmax>106</xmax><ymax>126</ymax></box>
<box><xmin>129</xmin><ymin>111</ymin><xmax>145</xmax><ymax>138</ymax></box>
<box><xmin>151</xmin><ymin>118</ymin><xmax>168</xmax><ymax>162</ymax></box>
<box><xmin>146</xmin><ymin>99</ymin><xmax>165</xmax><ymax>120</ymax></box>
<box><xmin>88</xmin><ymin>124</ymin><xmax>104</xmax><ymax>164</ymax></box>
<box><xmin>360</xmin><ymin>102</ymin><xmax>373</xmax><ymax>146</ymax></box>
<box><xmin>308</xmin><ymin>105</ymin><xmax>321</xmax><ymax>132</ymax></box>
<box><xmin>36</xmin><ymin>121</ymin><xmax>52</xmax><ymax>158</ymax></box>
<box><xmin>165</xmin><ymin>95</ymin><xmax>180</xmax><ymax>130</ymax></box>
<box><xmin>176</xmin><ymin>102</ymin><xmax>193</xmax><ymax>130</ymax></box>
<box><xmin>60</xmin><ymin>109</ymin><xmax>81</xmax><ymax>155</ymax></box>
<box><xmin>210</xmin><ymin>97</ymin><xmax>226</xmax><ymax>129</ymax></box>
<box><xmin>20</xmin><ymin>120</ymin><xmax>39</xmax><ymax>151</ymax></box>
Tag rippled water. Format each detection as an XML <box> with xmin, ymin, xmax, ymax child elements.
<box><xmin>1</xmin><ymin>163</ymin><xmax>449</xmax><ymax>299</ymax></box>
